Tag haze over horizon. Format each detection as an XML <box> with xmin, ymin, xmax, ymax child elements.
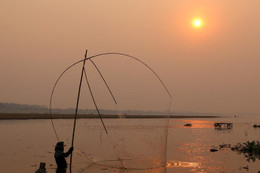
<box><xmin>1</xmin><ymin>1</ymin><xmax>260</xmax><ymax>114</ymax></box>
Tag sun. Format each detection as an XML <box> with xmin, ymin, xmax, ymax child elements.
<box><xmin>194</xmin><ymin>20</ymin><xmax>201</xmax><ymax>26</ymax></box>
<box><xmin>192</xmin><ymin>18</ymin><xmax>203</xmax><ymax>28</ymax></box>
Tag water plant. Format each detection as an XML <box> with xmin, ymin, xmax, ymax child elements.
<box><xmin>231</xmin><ymin>141</ymin><xmax>260</xmax><ymax>162</ymax></box>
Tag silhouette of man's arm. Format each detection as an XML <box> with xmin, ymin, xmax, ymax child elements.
<box><xmin>64</xmin><ymin>147</ymin><xmax>74</xmax><ymax>157</ymax></box>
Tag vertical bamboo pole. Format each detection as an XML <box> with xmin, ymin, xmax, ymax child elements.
<box><xmin>69</xmin><ymin>50</ymin><xmax>88</xmax><ymax>173</ymax></box>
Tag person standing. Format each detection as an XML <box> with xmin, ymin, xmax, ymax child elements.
<box><xmin>54</xmin><ymin>141</ymin><xmax>73</xmax><ymax>173</ymax></box>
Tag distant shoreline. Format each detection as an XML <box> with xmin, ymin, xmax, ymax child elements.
<box><xmin>0</xmin><ymin>113</ymin><xmax>221</xmax><ymax>120</ymax></box>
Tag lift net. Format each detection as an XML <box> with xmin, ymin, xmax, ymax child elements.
<box><xmin>50</xmin><ymin>53</ymin><xmax>172</xmax><ymax>170</ymax></box>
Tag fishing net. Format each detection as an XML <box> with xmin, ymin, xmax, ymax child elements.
<box><xmin>50</xmin><ymin>53</ymin><xmax>172</xmax><ymax>171</ymax></box>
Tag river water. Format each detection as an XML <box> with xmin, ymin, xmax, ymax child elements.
<box><xmin>0</xmin><ymin>115</ymin><xmax>259</xmax><ymax>173</ymax></box>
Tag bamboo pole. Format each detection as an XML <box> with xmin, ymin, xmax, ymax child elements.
<box><xmin>69</xmin><ymin>50</ymin><xmax>88</xmax><ymax>173</ymax></box>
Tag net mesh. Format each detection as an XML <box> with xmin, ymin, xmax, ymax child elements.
<box><xmin>50</xmin><ymin>53</ymin><xmax>172</xmax><ymax>171</ymax></box>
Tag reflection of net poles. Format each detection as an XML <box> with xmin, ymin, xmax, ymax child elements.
<box><xmin>49</xmin><ymin>51</ymin><xmax>173</xmax><ymax>172</ymax></box>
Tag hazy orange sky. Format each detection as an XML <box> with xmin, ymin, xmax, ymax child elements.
<box><xmin>1</xmin><ymin>1</ymin><xmax>260</xmax><ymax>114</ymax></box>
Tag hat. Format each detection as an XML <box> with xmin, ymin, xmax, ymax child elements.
<box><xmin>55</xmin><ymin>141</ymin><xmax>66</xmax><ymax>147</ymax></box>
<box><xmin>39</xmin><ymin>162</ymin><xmax>46</xmax><ymax>169</ymax></box>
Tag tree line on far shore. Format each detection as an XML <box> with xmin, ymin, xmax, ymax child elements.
<box><xmin>0</xmin><ymin>102</ymin><xmax>162</xmax><ymax>115</ymax></box>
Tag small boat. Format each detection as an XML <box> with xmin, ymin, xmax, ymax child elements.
<box><xmin>214</xmin><ymin>122</ymin><xmax>233</xmax><ymax>129</ymax></box>
<box><xmin>253</xmin><ymin>124</ymin><xmax>260</xmax><ymax>128</ymax></box>
<box><xmin>184</xmin><ymin>123</ymin><xmax>192</xmax><ymax>127</ymax></box>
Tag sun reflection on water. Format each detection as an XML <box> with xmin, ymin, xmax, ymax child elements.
<box><xmin>169</xmin><ymin>119</ymin><xmax>214</xmax><ymax>129</ymax></box>
<box><xmin>166</xmin><ymin>160</ymin><xmax>200</xmax><ymax>168</ymax></box>
<box><xmin>166</xmin><ymin>160</ymin><xmax>210</xmax><ymax>173</ymax></box>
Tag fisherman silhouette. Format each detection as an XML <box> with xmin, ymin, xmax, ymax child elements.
<box><xmin>35</xmin><ymin>162</ymin><xmax>47</xmax><ymax>173</ymax></box>
<box><xmin>54</xmin><ymin>141</ymin><xmax>73</xmax><ymax>173</ymax></box>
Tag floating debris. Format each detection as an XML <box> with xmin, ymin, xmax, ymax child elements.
<box><xmin>210</xmin><ymin>148</ymin><xmax>218</xmax><ymax>152</ymax></box>
<box><xmin>219</xmin><ymin>144</ymin><xmax>231</xmax><ymax>150</ymax></box>
<box><xmin>239</xmin><ymin>165</ymin><xmax>249</xmax><ymax>171</ymax></box>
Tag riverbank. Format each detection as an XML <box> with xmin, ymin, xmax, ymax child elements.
<box><xmin>0</xmin><ymin>113</ymin><xmax>221</xmax><ymax>119</ymax></box>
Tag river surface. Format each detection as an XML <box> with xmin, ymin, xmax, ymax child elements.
<box><xmin>0</xmin><ymin>115</ymin><xmax>259</xmax><ymax>173</ymax></box>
